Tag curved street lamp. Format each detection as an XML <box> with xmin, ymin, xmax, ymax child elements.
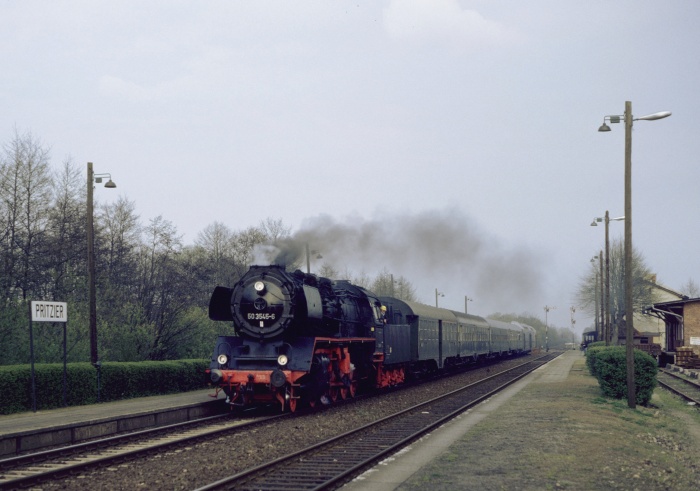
<box><xmin>598</xmin><ymin>102</ymin><xmax>671</xmax><ymax>408</ymax></box>
<box><xmin>464</xmin><ymin>295</ymin><xmax>473</xmax><ymax>314</ymax></box>
<box><xmin>543</xmin><ymin>305</ymin><xmax>556</xmax><ymax>352</ymax></box>
<box><xmin>591</xmin><ymin>212</ymin><xmax>624</xmax><ymax>345</ymax></box>
<box><xmin>435</xmin><ymin>288</ymin><xmax>444</xmax><ymax>307</ymax></box>
<box><xmin>305</xmin><ymin>244</ymin><xmax>322</xmax><ymax>274</ymax></box>
<box><xmin>590</xmin><ymin>257</ymin><xmax>600</xmax><ymax>337</ymax></box>
<box><xmin>87</xmin><ymin>162</ymin><xmax>117</xmax><ymax>366</ymax></box>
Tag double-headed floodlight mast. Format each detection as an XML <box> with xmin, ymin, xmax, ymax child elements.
<box><xmin>598</xmin><ymin>102</ymin><xmax>670</xmax><ymax>409</ymax></box>
<box><xmin>598</xmin><ymin>110</ymin><xmax>672</xmax><ymax>131</ymax></box>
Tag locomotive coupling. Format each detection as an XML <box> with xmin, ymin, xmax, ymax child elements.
<box><xmin>270</xmin><ymin>368</ymin><xmax>287</xmax><ymax>388</ymax></box>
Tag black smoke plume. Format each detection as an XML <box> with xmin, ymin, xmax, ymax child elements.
<box><xmin>254</xmin><ymin>208</ymin><xmax>544</xmax><ymax>315</ymax></box>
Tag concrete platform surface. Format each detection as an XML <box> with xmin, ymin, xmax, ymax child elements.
<box><xmin>341</xmin><ymin>350</ymin><xmax>579</xmax><ymax>491</ymax></box>
<box><xmin>0</xmin><ymin>389</ymin><xmax>219</xmax><ymax>437</ymax></box>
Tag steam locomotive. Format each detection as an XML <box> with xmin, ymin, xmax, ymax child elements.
<box><xmin>206</xmin><ymin>265</ymin><xmax>535</xmax><ymax>412</ymax></box>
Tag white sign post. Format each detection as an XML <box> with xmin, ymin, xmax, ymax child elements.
<box><xmin>29</xmin><ymin>301</ymin><xmax>69</xmax><ymax>411</ymax></box>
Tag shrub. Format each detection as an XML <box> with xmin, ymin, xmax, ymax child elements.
<box><xmin>585</xmin><ymin>345</ymin><xmax>608</xmax><ymax>376</ymax></box>
<box><xmin>593</xmin><ymin>346</ymin><xmax>658</xmax><ymax>406</ymax></box>
<box><xmin>586</xmin><ymin>341</ymin><xmax>607</xmax><ymax>350</ymax></box>
<box><xmin>0</xmin><ymin>359</ymin><xmax>209</xmax><ymax>414</ymax></box>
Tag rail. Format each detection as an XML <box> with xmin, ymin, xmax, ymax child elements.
<box><xmin>194</xmin><ymin>352</ymin><xmax>560</xmax><ymax>491</ymax></box>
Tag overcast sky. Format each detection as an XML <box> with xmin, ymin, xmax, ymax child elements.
<box><xmin>3</xmin><ymin>1</ymin><xmax>698</xmax><ymax>332</ymax></box>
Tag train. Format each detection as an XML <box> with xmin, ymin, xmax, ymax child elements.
<box><xmin>206</xmin><ymin>265</ymin><xmax>536</xmax><ymax>412</ymax></box>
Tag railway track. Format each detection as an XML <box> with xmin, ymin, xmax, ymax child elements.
<box><xmin>194</xmin><ymin>352</ymin><xmax>560</xmax><ymax>491</ymax></box>
<box><xmin>0</xmin><ymin>354</ymin><xmax>551</xmax><ymax>490</ymax></box>
<box><xmin>657</xmin><ymin>368</ymin><xmax>700</xmax><ymax>406</ymax></box>
<box><xmin>0</xmin><ymin>411</ymin><xmax>285</xmax><ymax>489</ymax></box>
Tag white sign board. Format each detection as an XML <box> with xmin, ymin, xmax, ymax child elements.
<box><xmin>31</xmin><ymin>301</ymin><xmax>68</xmax><ymax>323</ymax></box>
<box><xmin>690</xmin><ymin>337</ymin><xmax>700</xmax><ymax>346</ymax></box>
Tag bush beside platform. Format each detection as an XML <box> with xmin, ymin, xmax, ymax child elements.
<box><xmin>0</xmin><ymin>359</ymin><xmax>209</xmax><ymax>415</ymax></box>
<box><xmin>584</xmin><ymin>344</ymin><xmax>658</xmax><ymax>406</ymax></box>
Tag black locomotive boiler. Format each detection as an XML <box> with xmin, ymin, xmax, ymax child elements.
<box><xmin>206</xmin><ymin>265</ymin><xmax>535</xmax><ymax>412</ymax></box>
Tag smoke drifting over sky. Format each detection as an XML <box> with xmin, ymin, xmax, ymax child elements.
<box><xmin>255</xmin><ymin>208</ymin><xmax>545</xmax><ymax>317</ymax></box>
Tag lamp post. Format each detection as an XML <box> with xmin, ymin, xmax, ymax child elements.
<box><xmin>87</xmin><ymin>162</ymin><xmax>116</xmax><ymax>366</ymax></box>
<box><xmin>590</xmin><ymin>257</ymin><xmax>600</xmax><ymax>337</ymax></box>
<box><xmin>589</xmin><ymin>255</ymin><xmax>603</xmax><ymax>342</ymax></box>
<box><xmin>598</xmin><ymin>252</ymin><xmax>603</xmax><ymax>343</ymax></box>
<box><xmin>305</xmin><ymin>244</ymin><xmax>322</xmax><ymax>274</ymax></box>
<box><xmin>591</xmin><ymin>211</ymin><xmax>624</xmax><ymax>346</ymax></box>
<box><xmin>598</xmin><ymin>102</ymin><xmax>671</xmax><ymax>409</ymax></box>
<box><xmin>435</xmin><ymin>288</ymin><xmax>444</xmax><ymax>308</ymax></box>
<box><xmin>543</xmin><ymin>305</ymin><xmax>555</xmax><ymax>352</ymax></box>
<box><xmin>464</xmin><ymin>296</ymin><xmax>473</xmax><ymax>314</ymax></box>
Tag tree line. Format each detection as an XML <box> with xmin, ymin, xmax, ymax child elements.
<box><xmin>2</xmin><ymin>129</ymin><xmax>576</xmax><ymax>366</ymax></box>
<box><xmin>1</xmin><ymin>131</ymin><xmax>423</xmax><ymax>365</ymax></box>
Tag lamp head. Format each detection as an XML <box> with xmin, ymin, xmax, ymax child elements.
<box><xmin>94</xmin><ymin>172</ymin><xmax>117</xmax><ymax>188</ymax></box>
<box><xmin>598</xmin><ymin>122</ymin><xmax>611</xmax><ymax>132</ymax></box>
<box><xmin>635</xmin><ymin>111</ymin><xmax>672</xmax><ymax>121</ymax></box>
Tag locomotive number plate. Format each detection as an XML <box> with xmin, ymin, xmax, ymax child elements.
<box><xmin>248</xmin><ymin>313</ymin><xmax>276</xmax><ymax>320</ymax></box>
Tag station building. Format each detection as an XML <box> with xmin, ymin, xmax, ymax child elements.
<box><xmin>646</xmin><ymin>295</ymin><xmax>700</xmax><ymax>367</ymax></box>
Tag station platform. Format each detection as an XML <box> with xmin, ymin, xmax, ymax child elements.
<box><xmin>340</xmin><ymin>349</ymin><xmax>700</xmax><ymax>491</ymax></box>
<box><xmin>0</xmin><ymin>388</ymin><xmax>221</xmax><ymax>457</ymax></box>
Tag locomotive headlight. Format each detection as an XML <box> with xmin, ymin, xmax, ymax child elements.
<box><xmin>217</xmin><ymin>354</ymin><xmax>229</xmax><ymax>365</ymax></box>
<box><xmin>254</xmin><ymin>281</ymin><xmax>266</xmax><ymax>294</ymax></box>
<box><xmin>277</xmin><ymin>354</ymin><xmax>288</xmax><ymax>367</ymax></box>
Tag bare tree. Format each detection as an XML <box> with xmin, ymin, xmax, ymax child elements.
<box><xmin>370</xmin><ymin>268</ymin><xmax>417</xmax><ymax>301</ymax></box>
<box><xmin>122</xmin><ymin>216</ymin><xmax>186</xmax><ymax>360</ymax></box>
<box><xmin>393</xmin><ymin>276</ymin><xmax>417</xmax><ymax>302</ymax></box>
<box><xmin>680</xmin><ymin>278</ymin><xmax>700</xmax><ymax>298</ymax></box>
<box><xmin>102</xmin><ymin>196</ymin><xmax>141</xmax><ymax>290</ymax></box>
<box><xmin>0</xmin><ymin>129</ymin><xmax>52</xmax><ymax>300</ymax></box>
<box><xmin>576</xmin><ymin>238</ymin><xmax>656</xmax><ymax>342</ymax></box>
<box><xmin>318</xmin><ymin>263</ymin><xmax>339</xmax><ymax>279</ymax></box>
<box><xmin>45</xmin><ymin>159</ymin><xmax>84</xmax><ymax>300</ymax></box>
<box><xmin>195</xmin><ymin>221</ymin><xmax>238</xmax><ymax>287</ymax></box>
<box><xmin>259</xmin><ymin>217</ymin><xmax>291</xmax><ymax>242</ymax></box>
<box><xmin>232</xmin><ymin>225</ymin><xmax>268</xmax><ymax>276</ymax></box>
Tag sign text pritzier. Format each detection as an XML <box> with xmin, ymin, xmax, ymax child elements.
<box><xmin>31</xmin><ymin>301</ymin><xmax>68</xmax><ymax>323</ymax></box>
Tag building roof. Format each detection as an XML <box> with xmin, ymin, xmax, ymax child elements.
<box><xmin>643</xmin><ymin>276</ymin><xmax>687</xmax><ymax>303</ymax></box>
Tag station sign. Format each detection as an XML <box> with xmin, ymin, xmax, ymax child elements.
<box><xmin>30</xmin><ymin>301</ymin><xmax>68</xmax><ymax>323</ymax></box>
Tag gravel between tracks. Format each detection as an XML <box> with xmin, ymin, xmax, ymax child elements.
<box><xmin>40</xmin><ymin>357</ymin><xmax>528</xmax><ymax>490</ymax></box>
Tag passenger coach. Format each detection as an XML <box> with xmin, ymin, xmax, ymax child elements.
<box><xmin>379</xmin><ymin>297</ymin><xmax>532</xmax><ymax>374</ymax></box>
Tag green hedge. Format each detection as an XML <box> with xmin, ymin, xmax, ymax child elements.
<box><xmin>584</xmin><ymin>342</ymin><xmax>609</xmax><ymax>376</ymax></box>
<box><xmin>0</xmin><ymin>359</ymin><xmax>209</xmax><ymax>415</ymax></box>
<box><xmin>587</xmin><ymin>346</ymin><xmax>658</xmax><ymax>406</ymax></box>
